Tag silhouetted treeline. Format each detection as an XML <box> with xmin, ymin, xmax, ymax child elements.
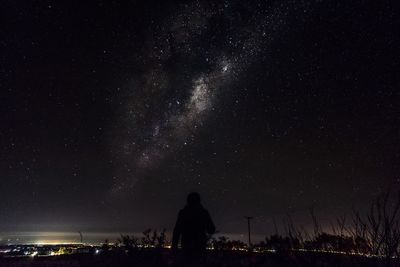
<box><xmin>4</xmin><ymin>193</ymin><xmax>398</xmax><ymax>267</ymax></box>
<box><xmin>109</xmin><ymin>192</ymin><xmax>400</xmax><ymax>266</ymax></box>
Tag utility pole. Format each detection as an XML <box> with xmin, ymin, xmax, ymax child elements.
<box><xmin>244</xmin><ymin>216</ymin><xmax>253</xmax><ymax>250</ymax></box>
<box><xmin>78</xmin><ymin>231</ymin><xmax>83</xmax><ymax>244</ymax></box>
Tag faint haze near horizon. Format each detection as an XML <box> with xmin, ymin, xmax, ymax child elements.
<box><xmin>0</xmin><ymin>231</ymin><xmax>266</xmax><ymax>245</ymax></box>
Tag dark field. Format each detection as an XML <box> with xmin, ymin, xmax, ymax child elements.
<box><xmin>0</xmin><ymin>250</ymin><xmax>397</xmax><ymax>267</ymax></box>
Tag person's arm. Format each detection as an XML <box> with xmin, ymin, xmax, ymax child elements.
<box><xmin>205</xmin><ymin>210</ymin><xmax>216</xmax><ymax>235</ymax></box>
<box><xmin>172</xmin><ymin>211</ymin><xmax>183</xmax><ymax>250</ymax></box>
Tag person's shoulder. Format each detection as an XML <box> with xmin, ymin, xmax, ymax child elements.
<box><xmin>178</xmin><ymin>208</ymin><xmax>186</xmax><ymax>215</ymax></box>
<box><xmin>201</xmin><ymin>207</ymin><xmax>210</xmax><ymax>215</ymax></box>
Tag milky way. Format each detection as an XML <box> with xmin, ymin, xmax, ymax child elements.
<box><xmin>2</xmin><ymin>0</ymin><xmax>398</xmax><ymax>235</ymax></box>
<box><xmin>111</xmin><ymin>1</ymin><xmax>309</xmax><ymax>193</ymax></box>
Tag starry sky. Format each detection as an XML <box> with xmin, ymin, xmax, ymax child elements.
<box><xmin>1</xmin><ymin>0</ymin><xmax>399</xmax><ymax>237</ymax></box>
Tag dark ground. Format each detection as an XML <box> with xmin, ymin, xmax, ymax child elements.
<box><xmin>0</xmin><ymin>250</ymin><xmax>397</xmax><ymax>267</ymax></box>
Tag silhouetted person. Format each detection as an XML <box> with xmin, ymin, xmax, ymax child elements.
<box><xmin>172</xmin><ymin>192</ymin><xmax>215</xmax><ymax>264</ymax></box>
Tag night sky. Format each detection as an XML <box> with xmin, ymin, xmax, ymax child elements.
<box><xmin>1</xmin><ymin>0</ymin><xmax>399</xmax><ymax>237</ymax></box>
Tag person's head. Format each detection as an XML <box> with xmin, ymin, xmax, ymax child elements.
<box><xmin>187</xmin><ymin>192</ymin><xmax>201</xmax><ymax>206</ymax></box>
